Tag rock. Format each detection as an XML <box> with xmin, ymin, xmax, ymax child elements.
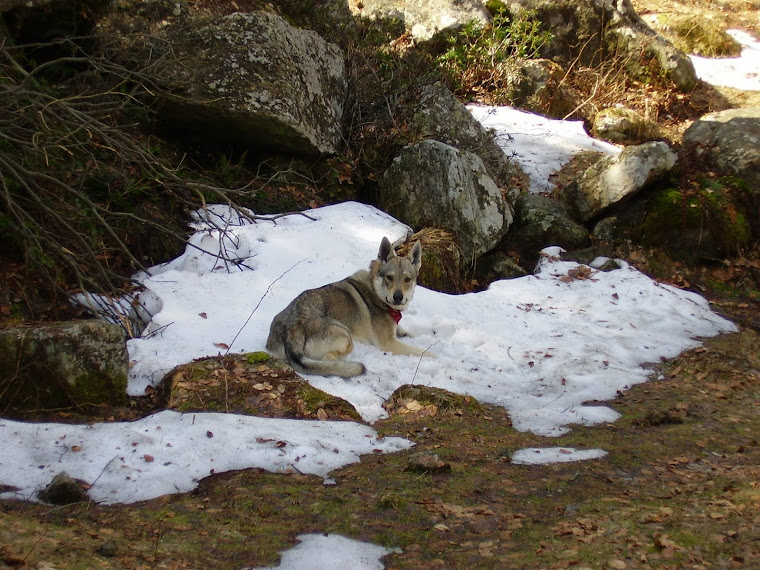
<box><xmin>351</xmin><ymin>0</ymin><xmax>490</xmax><ymax>41</ymax></box>
<box><xmin>562</xmin><ymin>141</ymin><xmax>678</xmax><ymax>223</ymax></box>
<box><xmin>411</xmin><ymin>82</ymin><xmax>527</xmax><ymax>191</ymax></box>
<box><xmin>0</xmin><ymin>320</ymin><xmax>128</xmax><ymax>410</ymax></box>
<box><xmin>513</xmin><ymin>193</ymin><xmax>590</xmax><ymax>259</ymax></box>
<box><xmin>561</xmin><ymin>245</ymin><xmax>616</xmax><ymax>266</ymax></box>
<box><xmin>682</xmin><ymin>108</ymin><xmax>760</xmax><ymax>197</ymax></box>
<box><xmin>593</xmin><ymin>216</ymin><xmax>624</xmax><ymax>242</ymax></box>
<box><xmin>592</xmin><ymin>107</ymin><xmax>661</xmax><ymax>144</ymax></box>
<box><xmin>97</xmin><ymin>540</ymin><xmax>118</xmax><ymax>558</ymax></box>
<box><xmin>475</xmin><ymin>252</ymin><xmax>527</xmax><ymax>283</ymax></box>
<box><xmin>1</xmin><ymin>0</ymin><xmax>55</xmax><ymax>10</ymax></box>
<box><xmin>507</xmin><ymin>58</ymin><xmax>576</xmax><ymax>118</ymax></box>
<box><xmin>101</xmin><ymin>10</ymin><xmax>347</xmax><ymax>157</ymax></box>
<box><xmin>406</xmin><ymin>452</ymin><xmax>452</xmax><ymax>474</ymax></box>
<box><xmin>379</xmin><ymin>140</ymin><xmax>514</xmax><ymax>262</ymax></box>
<box><xmin>163</xmin><ymin>352</ymin><xmax>361</xmax><ymax>421</ymax></box>
<box><xmin>38</xmin><ymin>471</ymin><xmax>89</xmax><ymax>505</ymax></box>
<box><xmin>638</xmin><ymin>185</ymin><xmax>751</xmax><ymax>258</ymax></box>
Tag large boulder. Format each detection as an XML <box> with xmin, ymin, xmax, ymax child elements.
<box><xmin>100</xmin><ymin>10</ymin><xmax>347</xmax><ymax>157</ymax></box>
<box><xmin>513</xmin><ymin>193</ymin><xmax>590</xmax><ymax>258</ymax></box>
<box><xmin>562</xmin><ymin>141</ymin><xmax>678</xmax><ymax>223</ymax></box>
<box><xmin>0</xmin><ymin>320</ymin><xmax>128</xmax><ymax>410</ymax></box>
<box><xmin>350</xmin><ymin>0</ymin><xmax>490</xmax><ymax>41</ymax></box>
<box><xmin>682</xmin><ymin>108</ymin><xmax>760</xmax><ymax>194</ymax></box>
<box><xmin>638</xmin><ymin>186</ymin><xmax>752</xmax><ymax>259</ymax></box>
<box><xmin>379</xmin><ymin>140</ymin><xmax>513</xmax><ymax>262</ymax></box>
<box><xmin>410</xmin><ymin>82</ymin><xmax>527</xmax><ymax>191</ymax></box>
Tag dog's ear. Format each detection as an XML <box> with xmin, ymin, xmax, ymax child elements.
<box><xmin>408</xmin><ymin>240</ymin><xmax>422</xmax><ymax>270</ymax></box>
<box><xmin>378</xmin><ymin>236</ymin><xmax>394</xmax><ymax>261</ymax></box>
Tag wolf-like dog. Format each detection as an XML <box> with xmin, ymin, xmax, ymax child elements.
<box><xmin>266</xmin><ymin>237</ymin><xmax>428</xmax><ymax>377</ymax></box>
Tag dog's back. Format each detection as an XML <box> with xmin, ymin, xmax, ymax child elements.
<box><xmin>266</xmin><ymin>278</ymin><xmax>371</xmax><ymax>377</ymax></box>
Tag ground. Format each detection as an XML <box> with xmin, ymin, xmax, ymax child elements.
<box><xmin>1</xmin><ymin>312</ymin><xmax>759</xmax><ymax>569</ymax></box>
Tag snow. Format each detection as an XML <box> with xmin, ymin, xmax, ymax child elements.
<box><xmin>119</xmin><ymin>206</ymin><xmax>733</xmax><ymax>437</ymax></box>
<box><xmin>2</xmin><ymin>30</ymin><xmax>758</xmax><ymax>568</ymax></box>
<box><xmin>690</xmin><ymin>29</ymin><xmax>760</xmax><ymax>92</ymax></box>
<box><xmin>466</xmin><ymin>105</ymin><xmax>620</xmax><ymax>193</ymax></box>
<box><xmin>0</xmin><ymin>410</ymin><xmax>412</xmax><ymax>505</ymax></box>
<box><xmin>253</xmin><ymin>534</ymin><xmax>400</xmax><ymax>570</ymax></box>
<box><xmin>512</xmin><ymin>447</ymin><xmax>608</xmax><ymax>465</ymax></box>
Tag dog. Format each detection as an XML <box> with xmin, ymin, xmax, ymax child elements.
<box><xmin>266</xmin><ymin>237</ymin><xmax>428</xmax><ymax>377</ymax></box>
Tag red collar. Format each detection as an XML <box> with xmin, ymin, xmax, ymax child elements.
<box><xmin>387</xmin><ymin>306</ymin><xmax>402</xmax><ymax>324</ymax></box>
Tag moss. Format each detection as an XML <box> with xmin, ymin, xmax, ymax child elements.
<box><xmin>651</xmin><ymin>15</ymin><xmax>742</xmax><ymax>57</ymax></box>
<box><xmin>639</xmin><ymin>182</ymin><xmax>751</xmax><ymax>257</ymax></box>
<box><xmin>245</xmin><ymin>351</ymin><xmax>270</xmax><ymax>364</ymax></box>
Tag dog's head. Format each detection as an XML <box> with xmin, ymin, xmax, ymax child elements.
<box><xmin>371</xmin><ymin>236</ymin><xmax>422</xmax><ymax>310</ymax></box>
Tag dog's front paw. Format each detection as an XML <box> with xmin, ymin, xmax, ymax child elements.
<box><xmin>396</xmin><ymin>326</ymin><xmax>412</xmax><ymax>338</ymax></box>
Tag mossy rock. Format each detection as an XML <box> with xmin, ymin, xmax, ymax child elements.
<box><xmin>0</xmin><ymin>320</ymin><xmax>128</xmax><ymax>412</ymax></box>
<box><xmin>162</xmin><ymin>353</ymin><xmax>361</xmax><ymax>421</ymax></box>
<box><xmin>383</xmin><ymin>384</ymin><xmax>488</xmax><ymax>419</ymax></box>
<box><xmin>638</xmin><ymin>182</ymin><xmax>751</xmax><ymax>259</ymax></box>
<box><xmin>592</xmin><ymin>107</ymin><xmax>661</xmax><ymax>145</ymax></box>
<box><xmin>646</xmin><ymin>14</ymin><xmax>742</xmax><ymax>57</ymax></box>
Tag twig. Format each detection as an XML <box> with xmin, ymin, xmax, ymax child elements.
<box><xmin>410</xmin><ymin>341</ymin><xmax>438</xmax><ymax>385</ymax></box>
<box><xmin>224</xmin><ymin>261</ymin><xmax>303</xmax><ymax>355</ymax></box>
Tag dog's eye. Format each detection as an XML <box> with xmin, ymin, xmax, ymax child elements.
<box><xmin>385</xmin><ymin>274</ymin><xmax>394</xmax><ymax>282</ymax></box>
<box><xmin>404</xmin><ymin>277</ymin><xmax>411</xmax><ymax>283</ymax></box>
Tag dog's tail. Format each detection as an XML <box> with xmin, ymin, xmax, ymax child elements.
<box><xmin>284</xmin><ymin>344</ymin><xmax>366</xmax><ymax>378</ymax></box>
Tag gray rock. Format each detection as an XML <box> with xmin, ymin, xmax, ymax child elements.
<box><xmin>683</xmin><ymin>108</ymin><xmax>760</xmax><ymax>192</ymax></box>
<box><xmin>98</xmin><ymin>540</ymin><xmax>118</xmax><ymax>558</ymax></box>
<box><xmin>593</xmin><ymin>216</ymin><xmax>623</xmax><ymax>242</ymax></box>
<box><xmin>103</xmin><ymin>10</ymin><xmax>347</xmax><ymax>157</ymax></box>
<box><xmin>0</xmin><ymin>320</ymin><xmax>128</xmax><ymax>410</ymax></box>
<box><xmin>351</xmin><ymin>0</ymin><xmax>490</xmax><ymax>41</ymax></box>
<box><xmin>379</xmin><ymin>140</ymin><xmax>513</xmax><ymax>262</ymax></box>
<box><xmin>38</xmin><ymin>471</ymin><xmax>89</xmax><ymax>505</ymax></box>
<box><xmin>406</xmin><ymin>451</ymin><xmax>452</xmax><ymax>474</ymax></box>
<box><xmin>411</xmin><ymin>82</ymin><xmax>527</xmax><ymax>191</ymax></box>
<box><xmin>476</xmin><ymin>252</ymin><xmax>527</xmax><ymax>282</ymax></box>
<box><xmin>563</xmin><ymin>141</ymin><xmax>678</xmax><ymax>223</ymax></box>
<box><xmin>592</xmin><ymin>107</ymin><xmax>661</xmax><ymax>144</ymax></box>
<box><xmin>514</xmin><ymin>193</ymin><xmax>590</xmax><ymax>257</ymax></box>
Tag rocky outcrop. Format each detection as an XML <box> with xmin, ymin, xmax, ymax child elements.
<box><xmin>379</xmin><ymin>140</ymin><xmax>513</xmax><ymax>262</ymax></box>
<box><xmin>682</xmin><ymin>108</ymin><xmax>760</xmax><ymax>194</ymax></box>
<box><xmin>508</xmin><ymin>0</ymin><xmax>697</xmax><ymax>91</ymax></box>
<box><xmin>101</xmin><ymin>10</ymin><xmax>347</xmax><ymax>157</ymax></box>
<box><xmin>0</xmin><ymin>320</ymin><xmax>128</xmax><ymax>410</ymax></box>
<box><xmin>350</xmin><ymin>0</ymin><xmax>490</xmax><ymax>41</ymax></box>
<box><xmin>562</xmin><ymin>141</ymin><xmax>678</xmax><ymax>223</ymax></box>
<box><xmin>410</xmin><ymin>82</ymin><xmax>527</xmax><ymax>191</ymax></box>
